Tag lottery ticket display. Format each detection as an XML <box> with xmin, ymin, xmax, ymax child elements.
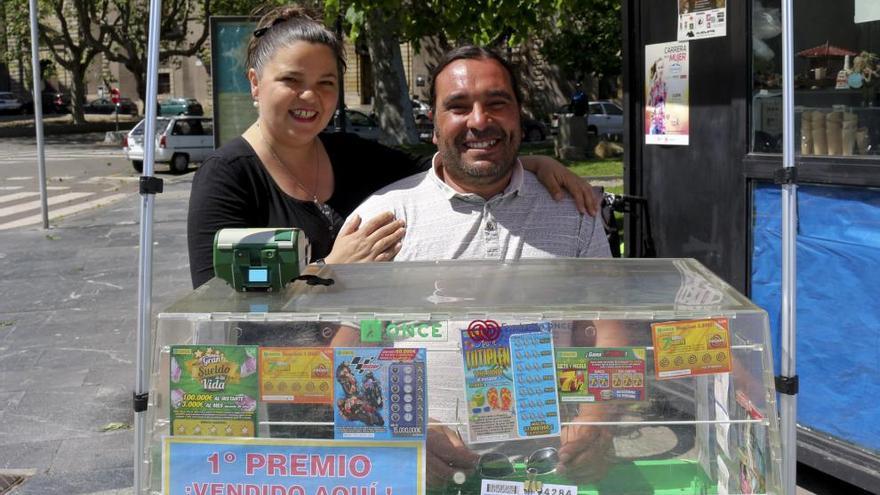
<box><xmin>147</xmin><ymin>259</ymin><xmax>783</xmax><ymax>495</ymax></box>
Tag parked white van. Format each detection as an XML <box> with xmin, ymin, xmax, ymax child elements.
<box><xmin>124</xmin><ymin>116</ymin><xmax>214</xmax><ymax>173</ymax></box>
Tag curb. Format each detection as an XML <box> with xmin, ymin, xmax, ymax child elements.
<box><xmin>104</xmin><ymin>131</ymin><xmax>127</xmax><ymax>145</ymax></box>
<box><xmin>0</xmin><ymin>121</ymin><xmax>136</xmax><ymax>138</ymax></box>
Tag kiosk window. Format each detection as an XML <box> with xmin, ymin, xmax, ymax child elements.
<box><xmin>752</xmin><ymin>0</ymin><xmax>880</xmax><ymax>158</ymax></box>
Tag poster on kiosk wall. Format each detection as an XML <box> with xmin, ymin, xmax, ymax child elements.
<box><xmin>645</xmin><ymin>41</ymin><xmax>690</xmax><ymax>146</ymax></box>
<box><xmin>677</xmin><ymin>0</ymin><xmax>727</xmax><ymax>41</ymax></box>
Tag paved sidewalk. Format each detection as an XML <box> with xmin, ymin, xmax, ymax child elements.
<box><xmin>0</xmin><ymin>175</ymin><xmax>193</xmax><ymax>494</ymax></box>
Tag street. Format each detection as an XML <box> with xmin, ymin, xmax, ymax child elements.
<box><xmin>0</xmin><ymin>133</ymin><xmax>190</xmax><ymax>230</ymax></box>
<box><xmin>0</xmin><ymin>144</ymin><xmax>193</xmax><ymax>494</ymax></box>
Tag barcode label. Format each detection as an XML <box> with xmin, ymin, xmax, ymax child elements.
<box><xmin>479</xmin><ymin>479</ymin><xmax>576</xmax><ymax>495</ymax></box>
<box><xmin>481</xmin><ymin>480</ymin><xmax>522</xmax><ymax>495</ymax></box>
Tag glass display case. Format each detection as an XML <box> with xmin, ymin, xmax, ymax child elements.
<box><xmin>143</xmin><ymin>259</ymin><xmax>782</xmax><ymax>494</ymax></box>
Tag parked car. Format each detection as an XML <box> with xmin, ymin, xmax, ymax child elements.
<box><xmin>411</xmin><ymin>98</ymin><xmax>431</xmax><ymax>123</ymax></box>
<box><xmin>84</xmin><ymin>97</ymin><xmax>139</xmax><ymax>116</ymax></box>
<box><xmin>522</xmin><ymin>117</ymin><xmax>548</xmax><ymax>142</ymax></box>
<box><xmin>0</xmin><ymin>92</ymin><xmax>25</xmax><ymax>114</ymax></box>
<box><xmin>158</xmin><ymin>97</ymin><xmax>204</xmax><ymax>116</ymax></box>
<box><xmin>551</xmin><ymin>100</ymin><xmax>624</xmax><ymax>139</ymax></box>
<box><xmin>322</xmin><ymin>109</ymin><xmax>381</xmax><ymax>141</ymax></box>
<box><xmin>123</xmin><ymin>116</ymin><xmax>214</xmax><ymax>173</ymax></box>
<box><xmin>12</xmin><ymin>91</ymin><xmax>70</xmax><ymax>114</ymax></box>
<box><xmin>41</xmin><ymin>92</ymin><xmax>71</xmax><ymax>113</ymax></box>
<box><xmin>587</xmin><ymin>100</ymin><xmax>624</xmax><ymax>138</ymax></box>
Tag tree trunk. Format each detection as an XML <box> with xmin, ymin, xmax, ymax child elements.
<box><xmin>0</xmin><ymin>0</ymin><xmax>10</xmax><ymax>90</ymax></box>
<box><xmin>130</xmin><ymin>61</ymin><xmax>147</xmax><ymax>113</ymax></box>
<box><xmin>69</xmin><ymin>65</ymin><xmax>87</xmax><ymax>124</ymax></box>
<box><xmin>364</xmin><ymin>8</ymin><xmax>419</xmax><ymax>146</ymax></box>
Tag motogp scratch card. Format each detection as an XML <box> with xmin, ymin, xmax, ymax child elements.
<box><xmin>556</xmin><ymin>348</ymin><xmax>647</xmax><ymax>403</ymax></box>
<box><xmin>169</xmin><ymin>345</ymin><xmax>259</xmax><ymax>437</ymax></box>
<box><xmin>461</xmin><ymin>321</ymin><xmax>560</xmax><ymax>444</ymax></box>
<box><xmin>259</xmin><ymin>348</ymin><xmax>333</xmax><ymax>404</ymax></box>
<box><xmin>333</xmin><ymin>348</ymin><xmax>427</xmax><ymax>440</ymax></box>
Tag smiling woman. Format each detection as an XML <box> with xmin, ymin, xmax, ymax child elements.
<box><xmin>187</xmin><ymin>4</ymin><xmax>599</xmax><ymax>289</ymax></box>
<box><xmin>187</xmin><ymin>6</ymin><xmax>420</xmax><ymax>288</ymax></box>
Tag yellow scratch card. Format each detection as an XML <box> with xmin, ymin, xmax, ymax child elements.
<box><xmin>259</xmin><ymin>348</ymin><xmax>333</xmax><ymax>404</ymax></box>
<box><xmin>651</xmin><ymin>318</ymin><xmax>732</xmax><ymax>380</ymax></box>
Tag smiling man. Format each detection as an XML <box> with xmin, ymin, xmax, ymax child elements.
<box><xmin>347</xmin><ymin>46</ymin><xmax>616</xmax><ymax>486</ymax></box>
<box><xmin>349</xmin><ymin>45</ymin><xmax>609</xmax><ymax>261</ymax></box>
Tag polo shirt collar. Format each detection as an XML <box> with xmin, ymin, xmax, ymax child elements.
<box><xmin>429</xmin><ymin>152</ymin><xmax>524</xmax><ymax>201</ymax></box>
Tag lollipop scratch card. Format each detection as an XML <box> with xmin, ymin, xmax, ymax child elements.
<box><xmin>461</xmin><ymin>321</ymin><xmax>560</xmax><ymax>443</ymax></box>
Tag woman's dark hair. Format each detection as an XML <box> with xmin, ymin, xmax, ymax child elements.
<box><xmin>428</xmin><ymin>45</ymin><xmax>522</xmax><ymax>111</ymax></box>
<box><xmin>246</xmin><ymin>5</ymin><xmax>346</xmax><ymax>78</ymax></box>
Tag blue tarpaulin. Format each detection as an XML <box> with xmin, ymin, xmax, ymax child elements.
<box><xmin>751</xmin><ymin>183</ymin><xmax>880</xmax><ymax>452</ymax></box>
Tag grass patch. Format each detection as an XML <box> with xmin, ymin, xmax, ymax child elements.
<box><xmin>520</xmin><ymin>142</ymin><xmax>622</xmax><ymax>178</ymax></box>
<box><xmin>567</xmin><ymin>159</ymin><xmax>622</xmax><ymax>178</ymax></box>
<box><xmin>604</xmin><ymin>184</ymin><xmax>623</xmax><ymax>196</ymax></box>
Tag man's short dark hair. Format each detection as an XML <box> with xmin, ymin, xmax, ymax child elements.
<box><xmin>428</xmin><ymin>45</ymin><xmax>522</xmax><ymax>112</ymax></box>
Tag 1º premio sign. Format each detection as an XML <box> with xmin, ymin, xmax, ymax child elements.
<box><xmin>163</xmin><ymin>437</ymin><xmax>424</xmax><ymax>495</ymax></box>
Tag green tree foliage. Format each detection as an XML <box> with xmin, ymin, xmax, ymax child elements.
<box><xmin>42</xmin><ymin>0</ymin><xmax>110</xmax><ymax>123</ymax></box>
<box><xmin>2</xmin><ymin>0</ymin><xmax>35</xmax><ymax>91</ymax></box>
<box><xmin>324</xmin><ymin>0</ymin><xmax>621</xmax><ymax>138</ymax></box>
<box><xmin>1</xmin><ymin>0</ymin><xmax>111</xmax><ymax>123</ymax></box>
<box><xmin>322</xmin><ymin>0</ymin><xmax>570</xmax><ymax>144</ymax></box>
<box><xmin>540</xmin><ymin>0</ymin><xmax>622</xmax><ymax>87</ymax></box>
<box><xmin>85</xmin><ymin>0</ymin><xmax>222</xmax><ymax>104</ymax></box>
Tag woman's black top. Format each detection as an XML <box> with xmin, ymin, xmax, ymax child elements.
<box><xmin>187</xmin><ymin>132</ymin><xmax>429</xmax><ymax>288</ymax></box>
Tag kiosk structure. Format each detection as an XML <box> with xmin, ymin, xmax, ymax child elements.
<box><xmin>142</xmin><ymin>259</ymin><xmax>782</xmax><ymax>494</ymax></box>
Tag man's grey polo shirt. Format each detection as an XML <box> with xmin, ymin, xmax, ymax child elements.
<box><xmin>349</xmin><ymin>155</ymin><xmax>611</xmax><ymax>260</ymax></box>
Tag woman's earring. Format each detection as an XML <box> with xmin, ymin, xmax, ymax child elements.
<box><xmin>253</xmin><ymin>100</ymin><xmax>259</xmax><ymax>108</ymax></box>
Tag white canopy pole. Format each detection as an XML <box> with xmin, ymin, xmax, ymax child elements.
<box><xmin>779</xmin><ymin>0</ymin><xmax>798</xmax><ymax>493</ymax></box>
<box><xmin>27</xmin><ymin>0</ymin><xmax>48</xmax><ymax>228</ymax></box>
<box><xmin>134</xmin><ymin>0</ymin><xmax>163</xmax><ymax>492</ymax></box>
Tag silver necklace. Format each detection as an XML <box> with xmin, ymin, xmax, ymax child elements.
<box><xmin>257</xmin><ymin>124</ymin><xmax>336</xmax><ymax>231</ymax></box>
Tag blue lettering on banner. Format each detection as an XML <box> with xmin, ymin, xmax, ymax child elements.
<box><xmin>163</xmin><ymin>437</ymin><xmax>424</xmax><ymax>495</ymax></box>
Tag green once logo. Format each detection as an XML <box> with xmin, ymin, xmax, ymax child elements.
<box><xmin>360</xmin><ymin>319</ymin><xmax>383</xmax><ymax>342</ymax></box>
<box><xmin>359</xmin><ymin>320</ymin><xmax>445</xmax><ymax>342</ymax></box>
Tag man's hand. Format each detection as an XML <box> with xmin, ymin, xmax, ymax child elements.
<box><xmin>556</xmin><ymin>406</ymin><xmax>616</xmax><ymax>484</ymax></box>
<box><xmin>324</xmin><ymin>212</ymin><xmax>405</xmax><ymax>264</ymax></box>
<box><xmin>520</xmin><ymin>155</ymin><xmax>600</xmax><ymax>216</ymax></box>
<box><xmin>426</xmin><ymin>425</ymin><xmax>480</xmax><ymax>486</ymax></box>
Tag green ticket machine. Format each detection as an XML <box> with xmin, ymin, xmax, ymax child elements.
<box><xmin>212</xmin><ymin>228</ymin><xmax>309</xmax><ymax>291</ymax></box>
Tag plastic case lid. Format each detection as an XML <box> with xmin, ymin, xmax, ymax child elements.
<box><xmin>160</xmin><ymin>258</ymin><xmax>759</xmax><ymax>321</ymax></box>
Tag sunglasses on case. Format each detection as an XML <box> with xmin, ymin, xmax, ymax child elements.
<box><xmin>476</xmin><ymin>447</ymin><xmax>560</xmax><ymax>478</ymax></box>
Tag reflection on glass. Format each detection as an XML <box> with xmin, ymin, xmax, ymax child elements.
<box><xmin>751</xmin><ymin>0</ymin><xmax>880</xmax><ymax>156</ymax></box>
